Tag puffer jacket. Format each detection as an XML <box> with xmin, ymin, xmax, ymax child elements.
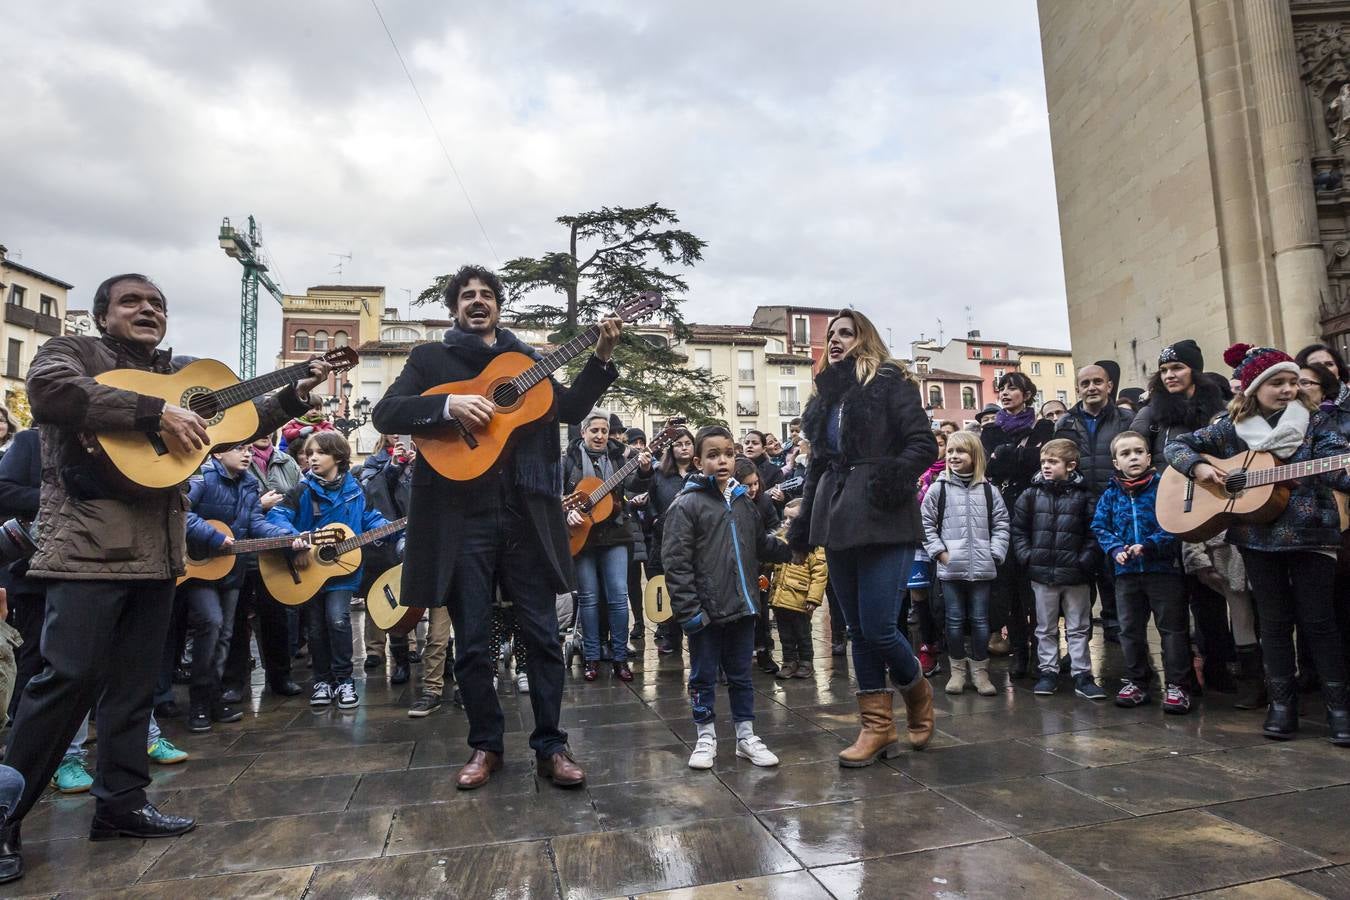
<box><xmin>281</xmin><ymin>413</ymin><xmax>334</xmax><ymax>448</ymax></box>
<box><xmin>1011</xmin><ymin>471</ymin><xmax>1097</xmax><ymax>586</ymax></box>
<box><xmin>185</xmin><ymin>458</ymin><xmax>295</xmax><ymax>588</ymax></box>
<box><xmin>661</xmin><ymin>474</ymin><xmax>790</xmax><ymax>632</ymax></box>
<box><xmin>1055</xmin><ymin>402</ymin><xmax>1136</xmax><ymax>499</ymax></box>
<box><xmin>1090</xmin><ymin>471</ymin><xmax>1180</xmax><ymax>575</ymax></box>
<box><xmin>266</xmin><ymin>470</ymin><xmax>394</xmax><ymax>592</ymax></box>
<box><xmin>1165</xmin><ymin>411</ymin><xmax>1350</xmax><ymax>552</ymax></box>
<box><xmin>920</xmin><ymin>471</ymin><xmax>1010</xmax><ymax>582</ymax></box>
<box><xmin>563</xmin><ymin>438</ymin><xmax>651</xmax><ymax>551</ymax></box>
<box><xmin>768</xmin><ymin>532</ymin><xmax>828</xmax><ymax>614</ymax></box>
<box><xmin>249</xmin><ymin>445</ymin><xmax>303</xmax><ymax>496</ymax></box>
<box><xmin>26</xmin><ymin>334</ymin><xmax>305</xmax><ymax>581</ymax></box>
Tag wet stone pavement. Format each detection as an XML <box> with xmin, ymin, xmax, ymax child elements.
<box><xmin>10</xmin><ymin>611</ymin><xmax>1350</xmax><ymax>899</ymax></box>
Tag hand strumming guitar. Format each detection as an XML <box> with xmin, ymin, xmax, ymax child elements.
<box><xmin>594</xmin><ymin>316</ymin><xmax>623</xmax><ymax>362</ymax></box>
<box><xmin>566</xmin><ymin>509</ymin><xmax>585</xmax><ymax>528</ymax></box>
<box><xmin>1191</xmin><ymin>462</ymin><xmax>1228</xmax><ymax>490</ymax></box>
<box><xmin>446</xmin><ymin>394</ymin><xmax>495</xmax><ymax>431</ymax></box>
<box><xmin>161</xmin><ymin>404</ymin><xmax>211</xmax><ymax>453</ymax></box>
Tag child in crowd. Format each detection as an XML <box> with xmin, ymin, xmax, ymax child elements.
<box><xmin>735</xmin><ymin>457</ymin><xmax>782</xmax><ymax>674</ymax></box>
<box><xmin>1012</xmin><ymin>438</ymin><xmax>1105</xmax><ymax>700</ymax></box>
<box><xmin>913</xmin><ymin>430</ymin><xmax>948</xmax><ymax>676</ymax></box>
<box><xmin>663</xmin><ymin>426</ymin><xmax>791</xmax><ymax>770</ymax></box>
<box><xmin>920</xmin><ymin>431</ymin><xmax>1008</xmax><ymax>696</ymax></box>
<box><xmin>1091</xmin><ymin>431</ymin><xmax>1189</xmax><ymax>713</ymax></box>
<box><xmin>768</xmin><ymin>499</ymin><xmax>827</xmax><ymax>680</ymax></box>
<box><xmin>268</xmin><ymin>432</ymin><xmax>396</xmax><ymax>710</ymax></box>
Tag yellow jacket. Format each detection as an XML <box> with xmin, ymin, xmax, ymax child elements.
<box><xmin>769</xmin><ymin>544</ymin><xmax>828</xmax><ymax>614</ymax></box>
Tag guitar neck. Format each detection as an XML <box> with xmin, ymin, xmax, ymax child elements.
<box><xmin>514</xmin><ymin>325</ymin><xmax>602</xmax><ymax>393</ymax></box>
<box><xmin>587</xmin><ymin>433</ymin><xmax>676</xmax><ymax>505</ymax></box>
<box><xmin>1247</xmin><ymin>453</ymin><xmax>1350</xmax><ymax>487</ymax></box>
<box><xmin>228</xmin><ymin>531</ymin><xmax>315</xmax><ymax>555</ymax></box>
<box><xmin>210</xmin><ymin>360</ymin><xmax>319</xmax><ymax>409</ymax></box>
<box><xmin>335</xmin><ymin>517</ymin><xmax>408</xmax><ymax>554</ymax></box>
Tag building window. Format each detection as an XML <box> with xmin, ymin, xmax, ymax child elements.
<box><xmin>994</xmin><ymin>368</ymin><xmax>1005</xmax><ymax>379</ymax></box>
<box><xmin>694</xmin><ymin>349</ymin><xmax>712</xmax><ymax>371</ymax></box>
<box><xmin>333</xmin><ymin>330</ymin><xmax>349</xmax><ymax>348</ymax></box>
<box><xmin>993</xmin><ymin>348</ymin><xmax>1002</xmax><ymax>359</ymax></box>
<box><xmin>1030</xmin><ymin>361</ymin><xmax>1041</xmax><ymax>375</ymax></box>
<box><xmin>6</xmin><ymin>340</ymin><xmax>21</xmax><ymax>379</ymax></box>
<box><xmin>1055</xmin><ymin>362</ymin><xmax>1065</xmax><ymax>376</ymax></box>
<box><xmin>792</xmin><ymin>315</ymin><xmax>808</xmax><ymax>346</ymax></box>
<box><xmin>780</xmin><ymin>365</ymin><xmax>795</xmax><ymax>375</ymax></box>
<box><xmin>313</xmin><ymin>330</ymin><xmax>330</xmax><ymax>351</ymax></box>
<box><xmin>779</xmin><ymin>385</ymin><xmax>800</xmax><ymax>416</ymax></box>
<box><xmin>767</xmin><ymin>337</ymin><xmax>785</xmax><ymax>353</ymax></box>
<box><xmin>1056</xmin><ymin>389</ymin><xmax>1068</xmax><ymax>404</ymax></box>
<box><xmin>382</xmin><ymin>326</ymin><xmax>419</xmax><ymax>341</ymax></box>
<box><xmin>293</xmin><ymin>330</ymin><xmax>309</xmax><ymax>351</ymax></box>
<box><xmin>916</xmin><ymin>362</ymin><xmax>929</xmax><ymax>374</ymax></box>
<box><xmin>971</xmin><ymin>347</ymin><xmax>982</xmax><ymax>359</ymax></box>
<box><xmin>736</xmin><ymin>385</ymin><xmax>758</xmax><ymax>416</ymax></box>
<box><xmin>7</xmin><ymin>286</ymin><xmax>25</xmax><ymax>307</ymax></box>
<box><xmin>39</xmin><ymin>295</ymin><xmax>55</xmax><ymax>317</ymax></box>
<box><xmin>961</xmin><ymin>386</ymin><xmax>976</xmax><ymax>410</ymax></box>
<box><xmin>928</xmin><ymin>385</ymin><xmax>943</xmax><ymax>408</ymax></box>
<box><xmin>363</xmin><ymin>354</ymin><xmax>380</xmax><ymax>368</ymax></box>
<box><xmin>737</xmin><ymin>349</ymin><xmax>754</xmax><ymax>382</ymax></box>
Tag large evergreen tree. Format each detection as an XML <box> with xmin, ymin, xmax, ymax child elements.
<box><xmin>417</xmin><ymin>203</ymin><xmax>724</xmax><ymax>423</ymax></box>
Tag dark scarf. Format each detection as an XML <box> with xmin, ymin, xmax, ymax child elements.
<box><xmin>1114</xmin><ymin>468</ymin><xmax>1156</xmax><ymax>495</ymax></box>
<box><xmin>994</xmin><ymin>406</ymin><xmax>1036</xmax><ymax>439</ymax></box>
<box><xmin>442</xmin><ymin>327</ymin><xmax>560</xmax><ymax>498</ymax></box>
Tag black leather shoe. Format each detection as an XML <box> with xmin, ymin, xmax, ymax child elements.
<box><xmin>218</xmin><ymin>687</ymin><xmax>245</xmax><ymax>704</ymax></box>
<box><xmin>89</xmin><ymin>804</ymin><xmax>195</xmax><ymax>841</ymax></box>
<box><xmin>153</xmin><ymin>700</ymin><xmax>182</xmax><ymax>719</ymax></box>
<box><xmin>211</xmin><ymin>703</ymin><xmax>243</xmax><ymax>724</ymax></box>
<box><xmin>187</xmin><ymin>705</ymin><xmax>211</xmax><ymax>733</ymax></box>
<box><xmin>0</xmin><ymin>823</ymin><xmax>22</xmax><ymax>884</ymax></box>
<box><xmin>390</xmin><ymin>663</ymin><xmax>410</xmax><ymax>685</ymax></box>
<box><xmin>269</xmin><ymin>678</ymin><xmax>303</xmax><ymax>696</ymax></box>
<box><xmin>407</xmin><ymin>650</ymin><xmax>422</xmax><ymax>664</ymax></box>
<box><xmin>363</xmin><ymin>654</ymin><xmax>383</xmax><ymax>671</ymax></box>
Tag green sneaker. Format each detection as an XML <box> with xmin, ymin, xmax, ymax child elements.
<box><xmin>146</xmin><ymin>737</ymin><xmax>189</xmax><ymax>765</ymax></box>
<box><xmin>52</xmin><ymin>756</ymin><xmax>93</xmax><ymax>793</ymax></box>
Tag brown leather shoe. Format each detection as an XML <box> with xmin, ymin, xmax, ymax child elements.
<box><xmin>455</xmin><ymin>749</ymin><xmax>502</xmax><ymax>790</ymax></box>
<box><xmin>538</xmin><ymin>750</ymin><xmax>586</xmax><ymax>787</ymax></box>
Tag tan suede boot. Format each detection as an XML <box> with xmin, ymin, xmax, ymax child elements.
<box><xmin>945</xmin><ymin>658</ymin><xmax>968</xmax><ymax>695</ymax></box>
<box><xmin>900</xmin><ymin>671</ymin><xmax>936</xmax><ymax>750</ymax></box>
<box><xmin>970</xmin><ymin>658</ymin><xmax>997</xmax><ymax>696</ymax></box>
<box><xmin>838</xmin><ymin>691</ymin><xmax>900</xmax><ymax>767</ymax></box>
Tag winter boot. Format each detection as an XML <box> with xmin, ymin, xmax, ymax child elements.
<box><xmin>945</xmin><ymin>658</ymin><xmax>968</xmax><ymax>695</ymax></box>
<box><xmin>838</xmin><ymin>691</ymin><xmax>900</xmax><ymax>767</ymax></box>
<box><xmin>899</xmin><ymin>668</ymin><xmax>935</xmax><ymax>750</ymax></box>
<box><xmin>1010</xmin><ymin>643</ymin><xmax>1030</xmax><ymax>679</ymax></box>
<box><xmin>1322</xmin><ymin>681</ymin><xmax>1350</xmax><ymax>747</ymax></box>
<box><xmin>1233</xmin><ymin>645</ymin><xmax>1267</xmax><ymax>710</ymax></box>
<box><xmin>1263</xmin><ymin>677</ymin><xmax>1299</xmax><ymax>741</ymax></box>
<box><xmin>969</xmin><ymin>658</ymin><xmax>997</xmax><ymax>696</ymax></box>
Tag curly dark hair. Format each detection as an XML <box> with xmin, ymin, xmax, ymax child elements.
<box><xmin>442</xmin><ymin>264</ymin><xmax>506</xmax><ymax>311</ymax></box>
<box><xmin>1294</xmin><ymin>343</ymin><xmax>1350</xmax><ymax>385</ymax></box>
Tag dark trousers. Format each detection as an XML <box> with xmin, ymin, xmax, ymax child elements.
<box><xmin>774</xmin><ymin>607</ymin><xmax>814</xmax><ymax>662</ymax></box>
<box><xmin>753</xmin><ymin>586</ymin><xmax>774</xmax><ymax>653</ymax></box>
<box><xmin>1241</xmin><ymin>549</ymin><xmax>1347</xmax><ymax>684</ymax></box>
<box><xmin>182</xmin><ymin>583</ymin><xmax>239</xmax><ymax>707</ymax></box>
<box><xmin>991</xmin><ymin>558</ymin><xmax>1035</xmax><ymax>650</ymax></box>
<box><xmin>449</xmin><ymin>507</ymin><xmax>567</xmax><ymax>757</ymax></box>
<box><xmin>223</xmin><ymin>568</ymin><xmax>294</xmax><ymax>691</ymax></box>
<box><xmin>943</xmin><ymin>579</ymin><xmax>992</xmax><ymax>661</ymax></box>
<box><xmin>6</xmin><ymin>579</ymin><xmax>175</xmax><ymax>822</ymax></box>
<box><xmin>1186</xmin><ymin>574</ymin><xmax>1235</xmax><ymax>683</ymax></box>
<box><xmin>154</xmin><ymin>590</ymin><xmax>189</xmax><ymax>707</ymax></box>
<box><xmin>1116</xmin><ymin>572</ymin><xmax>1189</xmax><ymax>686</ymax></box>
<box><xmin>627</xmin><ymin>551</ymin><xmax>645</xmax><ymax>635</ymax></box>
<box><xmin>307</xmin><ymin>590</ymin><xmax>355</xmax><ymax>685</ymax></box>
<box><xmin>1095</xmin><ymin>568</ymin><xmax>1118</xmax><ymax>630</ymax></box>
<box><xmin>827</xmin><ymin>543</ymin><xmax>920</xmax><ymax>690</ymax></box>
<box><xmin>688</xmin><ymin>615</ymin><xmax>756</xmax><ymax>724</ymax></box>
<box><xmin>7</xmin><ymin>586</ymin><xmax>45</xmax><ymax>723</ymax></box>
<box><xmin>826</xmin><ymin>582</ymin><xmax>846</xmax><ymax>644</ymax></box>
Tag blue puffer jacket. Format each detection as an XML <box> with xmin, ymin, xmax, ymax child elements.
<box><xmin>1090</xmin><ymin>471</ymin><xmax>1180</xmax><ymax>576</ymax></box>
<box><xmin>266</xmin><ymin>470</ymin><xmax>391</xmax><ymax>592</ymax></box>
<box><xmin>186</xmin><ymin>458</ymin><xmax>295</xmax><ymax>587</ymax></box>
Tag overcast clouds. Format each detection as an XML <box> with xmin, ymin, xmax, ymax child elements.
<box><xmin>2</xmin><ymin>1</ymin><xmax>1068</xmax><ymax>368</ymax></box>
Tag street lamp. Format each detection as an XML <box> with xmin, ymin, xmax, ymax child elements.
<box><xmin>324</xmin><ymin>377</ymin><xmax>372</xmax><ymax>438</ymax></box>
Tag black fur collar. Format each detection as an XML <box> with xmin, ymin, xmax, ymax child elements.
<box><xmin>1143</xmin><ymin>378</ymin><xmax>1225</xmax><ymax>430</ymax></box>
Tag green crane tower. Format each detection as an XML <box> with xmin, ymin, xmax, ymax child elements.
<box><xmin>218</xmin><ymin>215</ymin><xmax>284</xmax><ymax>380</ymax></box>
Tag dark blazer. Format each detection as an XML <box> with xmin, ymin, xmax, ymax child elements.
<box><xmin>0</xmin><ymin>430</ymin><xmax>40</xmax><ymax>521</ymax></box>
<box><xmin>370</xmin><ymin>329</ymin><xmax>617</xmax><ymax>606</ymax></box>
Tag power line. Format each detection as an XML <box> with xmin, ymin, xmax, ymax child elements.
<box><xmin>369</xmin><ymin>0</ymin><xmax>500</xmax><ymax>264</ymax></box>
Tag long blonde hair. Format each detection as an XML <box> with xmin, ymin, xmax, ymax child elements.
<box><xmin>943</xmin><ymin>431</ymin><xmax>987</xmax><ymax>484</ymax></box>
<box><xmin>1227</xmin><ymin>388</ymin><xmax>1315</xmax><ymax>422</ymax></box>
<box><xmin>820</xmin><ymin>308</ymin><xmax>910</xmax><ymax>386</ymax></box>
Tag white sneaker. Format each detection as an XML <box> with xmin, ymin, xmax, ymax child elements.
<box><xmin>688</xmin><ymin>733</ymin><xmax>717</xmax><ymax>770</ymax></box>
<box><xmin>736</xmin><ymin>735</ymin><xmax>779</xmax><ymax>767</ymax></box>
<box><xmin>309</xmin><ymin>682</ymin><xmax>333</xmax><ymax>707</ymax></box>
<box><xmin>335</xmin><ymin>681</ymin><xmax>359</xmax><ymax>709</ymax></box>
<box><xmin>515</xmin><ymin>671</ymin><xmax>530</xmax><ymax>694</ymax></box>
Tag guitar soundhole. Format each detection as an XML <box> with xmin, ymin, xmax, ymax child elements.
<box><xmin>491</xmin><ymin>382</ymin><xmax>520</xmax><ymax>408</ymax></box>
<box><xmin>316</xmin><ymin>546</ymin><xmax>337</xmax><ymax>564</ymax></box>
<box><xmin>182</xmin><ymin>387</ymin><xmax>225</xmax><ymax>425</ymax></box>
<box><xmin>1225</xmin><ymin>472</ymin><xmax>1248</xmax><ymax>495</ymax></box>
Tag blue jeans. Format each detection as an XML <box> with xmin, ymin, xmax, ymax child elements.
<box><xmin>0</xmin><ymin>765</ymin><xmax>23</xmax><ymax>821</ymax></box>
<box><xmin>307</xmin><ymin>590</ymin><xmax>355</xmax><ymax>684</ymax></box>
<box><xmin>943</xmin><ymin>580</ymin><xmax>992</xmax><ymax>661</ymax></box>
<box><xmin>183</xmin><ymin>584</ymin><xmax>240</xmax><ymax>706</ymax></box>
<box><xmin>688</xmin><ymin>615</ymin><xmax>756</xmax><ymax>724</ymax></box>
<box><xmin>827</xmin><ymin>544</ymin><xmax>920</xmax><ymax>691</ymax></box>
<box><xmin>576</xmin><ymin>544</ymin><xmax>630</xmax><ymax>663</ymax></box>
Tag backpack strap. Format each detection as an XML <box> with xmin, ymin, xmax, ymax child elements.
<box><xmin>983</xmin><ymin>481</ymin><xmax>995</xmax><ymax>534</ymax></box>
<box><xmin>935</xmin><ymin>481</ymin><xmax>947</xmax><ymax>534</ymax></box>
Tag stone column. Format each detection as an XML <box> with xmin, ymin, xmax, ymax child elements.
<box><xmin>1243</xmin><ymin>0</ymin><xmax>1329</xmax><ymax>349</ymax></box>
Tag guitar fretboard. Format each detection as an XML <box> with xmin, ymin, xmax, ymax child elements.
<box><xmin>204</xmin><ymin>361</ymin><xmax>320</xmax><ymax>412</ymax></box>
<box><xmin>227</xmin><ymin>527</ymin><xmax>338</xmax><ymax>555</ymax></box>
<box><xmin>1243</xmin><ymin>453</ymin><xmax>1350</xmax><ymax>488</ymax></box>
<box><xmin>511</xmin><ymin>325</ymin><xmax>602</xmax><ymax>395</ymax></box>
<box><xmin>586</xmin><ymin>431</ymin><xmax>677</xmax><ymax>505</ymax></box>
<box><xmin>334</xmin><ymin>517</ymin><xmax>409</xmax><ymax>555</ymax></box>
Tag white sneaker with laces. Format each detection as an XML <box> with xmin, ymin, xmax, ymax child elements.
<box><xmin>735</xmin><ymin>734</ymin><xmax>779</xmax><ymax>767</ymax></box>
<box><xmin>688</xmin><ymin>731</ymin><xmax>717</xmax><ymax>770</ymax></box>
<box><xmin>516</xmin><ymin>671</ymin><xmax>530</xmax><ymax>694</ymax></box>
<box><xmin>335</xmin><ymin>681</ymin><xmax>359</xmax><ymax>709</ymax></box>
<box><xmin>310</xmin><ymin>682</ymin><xmax>333</xmax><ymax>707</ymax></box>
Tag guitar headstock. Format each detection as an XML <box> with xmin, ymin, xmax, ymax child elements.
<box><xmin>612</xmin><ymin>291</ymin><xmax>664</xmax><ymax>325</ymax></box>
<box><xmin>321</xmin><ymin>347</ymin><xmax>360</xmax><ymax>373</ymax></box>
<box><xmin>646</xmin><ymin>418</ymin><xmax>688</xmax><ymax>457</ymax></box>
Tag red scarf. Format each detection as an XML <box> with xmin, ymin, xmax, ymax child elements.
<box><xmin>1115</xmin><ymin>468</ymin><xmax>1156</xmax><ymax>495</ymax></box>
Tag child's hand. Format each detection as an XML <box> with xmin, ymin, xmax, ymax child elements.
<box><xmin>1128</xmin><ymin>544</ymin><xmax>1145</xmax><ymax>558</ymax></box>
<box><xmin>937</xmin><ymin>551</ymin><xmax>950</xmax><ymax>565</ymax></box>
<box><xmin>566</xmin><ymin>509</ymin><xmax>585</xmax><ymax>528</ymax></box>
<box><xmin>1114</xmin><ymin>551</ymin><xmax>1130</xmax><ymax>565</ymax></box>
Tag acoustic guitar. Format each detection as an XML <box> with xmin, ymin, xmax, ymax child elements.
<box><xmin>643</xmin><ymin>574</ymin><xmax>671</xmax><ymax>623</ymax></box>
<box><xmin>1155</xmin><ymin>449</ymin><xmax>1350</xmax><ymax>541</ymax></box>
<box><xmin>364</xmin><ymin>564</ymin><xmax>424</xmax><ymax>635</ymax></box>
<box><xmin>416</xmin><ymin>292</ymin><xmax>665</xmax><ymax>481</ymax></box>
<box><xmin>260</xmin><ymin>516</ymin><xmax>408</xmax><ymax>606</ymax></box>
<box><xmin>178</xmin><ymin>519</ymin><xmax>343</xmax><ymax>585</ymax></box>
<box><xmin>564</xmin><ymin>421</ymin><xmax>684</xmax><ymax>557</ymax></box>
<box><xmin>94</xmin><ymin>347</ymin><xmax>359</xmax><ymax>490</ymax></box>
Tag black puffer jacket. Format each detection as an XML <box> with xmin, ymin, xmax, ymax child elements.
<box><xmin>1054</xmin><ymin>403</ymin><xmax>1135</xmax><ymax>499</ymax></box>
<box><xmin>790</xmin><ymin>362</ymin><xmax>938</xmax><ymax>553</ymax></box>
<box><xmin>563</xmin><ymin>438</ymin><xmax>651</xmax><ymax>551</ymax></box>
<box><xmin>1010</xmin><ymin>471</ymin><xmax>1098</xmax><ymax>586</ymax></box>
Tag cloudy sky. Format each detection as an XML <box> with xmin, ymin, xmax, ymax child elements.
<box><xmin>3</xmin><ymin>0</ymin><xmax>1068</xmax><ymax>370</ymax></box>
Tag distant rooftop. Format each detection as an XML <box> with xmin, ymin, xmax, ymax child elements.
<box><xmin>2</xmin><ymin>259</ymin><xmax>74</xmax><ymax>290</ymax></box>
<box><xmin>306</xmin><ymin>285</ymin><xmax>384</xmax><ymax>293</ymax></box>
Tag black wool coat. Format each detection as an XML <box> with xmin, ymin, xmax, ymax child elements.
<box><xmin>789</xmin><ymin>362</ymin><xmax>938</xmax><ymax>552</ymax></box>
<box><xmin>370</xmin><ymin>328</ymin><xmax>617</xmax><ymax>607</ymax></box>
<box><xmin>982</xmin><ymin>417</ymin><xmax>1057</xmax><ymax>508</ymax></box>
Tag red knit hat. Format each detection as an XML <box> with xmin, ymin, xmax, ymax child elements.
<box><xmin>1223</xmin><ymin>343</ymin><xmax>1298</xmax><ymax>396</ymax></box>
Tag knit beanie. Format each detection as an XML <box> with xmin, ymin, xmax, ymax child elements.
<box><xmin>1224</xmin><ymin>343</ymin><xmax>1299</xmax><ymax>396</ymax></box>
<box><xmin>1159</xmin><ymin>339</ymin><xmax>1203</xmax><ymax>373</ymax></box>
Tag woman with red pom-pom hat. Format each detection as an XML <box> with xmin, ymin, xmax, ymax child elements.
<box><xmin>1165</xmin><ymin>343</ymin><xmax>1350</xmax><ymax>747</ymax></box>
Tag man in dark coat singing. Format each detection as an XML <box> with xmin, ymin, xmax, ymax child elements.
<box><xmin>371</xmin><ymin>264</ymin><xmax>621</xmax><ymax>790</ymax></box>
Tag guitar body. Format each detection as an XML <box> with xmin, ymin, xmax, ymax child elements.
<box><xmin>1156</xmin><ymin>452</ymin><xmax>1289</xmax><ymax>542</ymax></box>
<box><xmin>365</xmin><ymin>564</ymin><xmax>424</xmax><ymax>634</ymax></box>
<box><xmin>95</xmin><ymin>359</ymin><xmax>261</xmax><ymax>490</ymax></box>
<box><xmin>643</xmin><ymin>574</ymin><xmax>672</xmax><ymax>623</ymax></box>
<box><xmin>177</xmin><ymin>519</ymin><xmax>236</xmax><ymax>586</ymax></box>
<box><xmin>260</xmin><ymin>523</ymin><xmax>363</xmax><ymax>606</ymax></box>
<box><xmin>566</xmin><ymin>477</ymin><xmax>615</xmax><ymax>557</ymax></box>
<box><xmin>417</xmin><ymin>352</ymin><xmax>556</xmax><ymax>481</ymax></box>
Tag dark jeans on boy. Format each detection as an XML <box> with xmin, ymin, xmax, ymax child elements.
<box><xmin>307</xmin><ymin>589</ymin><xmax>355</xmax><ymax>685</ymax></box>
<box><xmin>991</xmin><ymin>558</ymin><xmax>1035</xmax><ymax>652</ymax></box>
<box><xmin>223</xmin><ymin>568</ymin><xmax>294</xmax><ymax>693</ymax></box>
<box><xmin>181</xmin><ymin>583</ymin><xmax>240</xmax><ymax>708</ymax></box>
<box><xmin>942</xmin><ymin>579</ymin><xmax>992</xmax><ymax>661</ymax></box>
<box><xmin>1241</xmin><ymin>549</ymin><xmax>1346</xmax><ymax>683</ymax></box>
<box><xmin>1116</xmin><ymin>572</ymin><xmax>1189</xmax><ymax>686</ymax></box>
<box><xmin>688</xmin><ymin>614</ymin><xmax>756</xmax><ymax>724</ymax></box>
<box><xmin>774</xmin><ymin>608</ymin><xmax>813</xmax><ymax>663</ymax></box>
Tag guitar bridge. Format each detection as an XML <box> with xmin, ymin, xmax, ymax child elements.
<box><xmin>449</xmin><ymin>417</ymin><xmax>479</xmax><ymax>449</ymax></box>
<box><xmin>146</xmin><ymin>432</ymin><xmax>170</xmax><ymax>457</ymax></box>
<box><xmin>382</xmin><ymin>583</ymin><xmax>398</xmax><ymax>611</ymax></box>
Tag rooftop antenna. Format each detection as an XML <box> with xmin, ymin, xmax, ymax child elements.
<box><xmin>965</xmin><ymin>305</ymin><xmax>975</xmax><ymax>335</ymax></box>
<box><xmin>936</xmin><ymin>317</ymin><xmax>945</xmax><ymax>345</ymax></box>
<box><xmin>402</xmin><ymin>288</ymin><xmax>412</xmax><ymax>320</ymax></box>
<box><xmin>329</xmin><ymin>251</ymin><xmax>352</xmax><ymax>281</ymax></box>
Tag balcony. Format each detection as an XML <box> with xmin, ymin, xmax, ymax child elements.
<box><xmin>778</xmin><ymin>400</ymin><xmax>801</xmax><ymax>416</ymax></box>
<box><xmin>5</xmin><ymin>304</ymin><xmax>61</xmax><ymax>337</ymax></box>
<box><xmin>737</xmin><ymin>368</ymin><xmax>755</xmax><ymax>382</ymax></box>
<box><xmin>736</xmin><ymin>401</ymin><xmax>760</xmax><ymax>416</ymax></box>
